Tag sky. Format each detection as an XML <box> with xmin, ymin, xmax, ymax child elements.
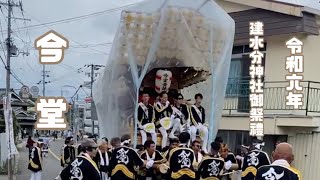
<box><xmin>0</xmin><ymin>0</ymin><xmax>143</xmax><ymax>101</ymax></box>
<box><xmin>0</xmin><ymin>0</ymin><xmax>319</xmax><ymax>102</ymax></box>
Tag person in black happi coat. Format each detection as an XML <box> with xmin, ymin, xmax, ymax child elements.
<box><xmin>109</xmin><ymin>134</ymin><xmax>150</xmax><ymax>180</ymax></box>
<box><xmin>241</xmin><ymin>140</ymin><xmax>270</xmax><ymax>180</ymax></box>
<box><xmin>167</xmin><ymin>132</ymin><xmax>197</xmax><ymax>180</ymax></box>
<box><xmin>255</xmin><ymin>143</ymin><xmax>302</xmax><ymax>180</ymax></box>
<box><xmin>198</xmin><ymin>142</ymin><xmax>225</xmax><ymax>180</ymax></box>
<box><xmin>60</xmin><ymin>139</ymin><xmax>101</xmax><ymax>180</ymax></box>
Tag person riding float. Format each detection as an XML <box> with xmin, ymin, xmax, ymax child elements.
<box><xmin>154</xmin><ymin>91</ymin><xmax>180</xmax><ymax>149</ymax></box>
<box><xmin>190</xmin><ymin>93</ymin><xmax>209</xmax><ymax>154</ymax></box>
<box><xmin>138</xmin><ymin>91</ymin><xmax>157</xmax><ymax>146</ymax></box>
<box><xmin>172</xmin><ymin>93</ymin><xmax>191</xmax><ymax>135</ymax></box>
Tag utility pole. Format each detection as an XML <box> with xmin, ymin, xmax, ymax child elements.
<box><xmin>43</xmin><ymin>65</ymin><xmax>45</xmax><ymax>96</ymax></box>
<box><xmin>37</xmin><ymin>65</ymin><xmax>50</xmax><ymax>96</ymax></box>
<box><xmin>42</xmin><ymin>65</ymin><xmax>50</xmax><ymax>96</ymax></box>
<box><xmin>84</xmin><ymin>64</ymin><xmax>105</xmax><ymax>135</ymax></box>
<box><xmin>91</xmin><ymin>64</ymin><xmax>94</xmax><ymax>102</ymax></box>
<box><xmin>0</xmin><ymin>1</ymin><xmax>29</xmax><ymax>179</ymax></box>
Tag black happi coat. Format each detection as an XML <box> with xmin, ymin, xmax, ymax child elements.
<box><xmin>255</xmin><ymin>165</ymin><xmax>302</xmax><ymax>180</ymax></box>
<box><xmin>173</xmin><ymin>104</ymin><xmax>190</xmax><ymax>124</ymax></box>
<box><xmin>93</xmin><ymin>150</ymin><xmax>111</xmax><ymax>173</ymax></box>
<box><xmin>241</xmin><ymin>150</ymin><xmax>271</xmax><ymax>180</ymax></box>
<box><xmin>154</xmin><ymin>102</ymin><xmax>173</xmax><ymax>128</ymax></box>
<box><xmin>168</xmin><ymin>145</ymin><xmax>196</xmax><ymax>180</ymax></box>
<box><xmin>222</xmin><ymin>153</ymin><xmax>238</xmax><ymax>180</ymax></box>
<box><xmin>138</xmin><ymin>150</ymin><xmax>165</xmax><ymax>179</ymax></box>
<box><xmin>190</xmin><ymin>105</ymin><xmax>205</xmax><ymax>126</ymax></box>
<box><xmin>138</xmin><ymin>103</ymin><xmax>155</xmax><ymax>126</ymax></box>
<box><xmin>28</xmin><ymin>146</ymin><xmax>42</xmax><ymax>172</ymax></box>
<box><xmin>60</xmin><ymin>153</ymin><xmax>101</xmax><ymax>180</ymax></box>
<box><xmin>77</xmin><ymin>144</ymin><xmax>82</xmax><ymax>155</ymax></box>
<box><xmin>109</xmin><ymin>146</ymin><xmax>144</xmax><ymax>180</ymax></box>
<box><xmin>198</xmin><ymin>155</ymin><xmax>225</xmax><ymax>180</ymax></box>
<box><xmin>61</xmin><ymin>145</ymin><xmax>76</xmax><ymax>167</ymax></box>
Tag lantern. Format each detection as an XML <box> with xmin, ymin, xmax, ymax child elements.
<box><xmin>155</xmin><ymin>69</ymin><xmax>172</xmax><ymax>93</ymax></box>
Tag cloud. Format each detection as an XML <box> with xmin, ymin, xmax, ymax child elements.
<box><xmin>0</xmin><ymin>0</ymin><xmax>137</xmax><ymax>97</ymax></box>
<box><xmin>0</xmin><ymin>0</ymin><xmax>148</xmax><ymax>99</ymax></box>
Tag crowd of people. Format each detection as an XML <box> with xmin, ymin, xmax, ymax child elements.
<box><xmin>25</xmin><ymin>91</ymin><xmax>302</xmax><ymax>180</ymax></box>
<box><xmin>25</xmin><ymin>132</ymin><xmax>301</xmax><ymax>180</ymax></box>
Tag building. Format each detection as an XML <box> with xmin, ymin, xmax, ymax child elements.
<box><xmin>83</xmin><ymin>97</ymin><xmax>99</xmax><ymax>135</ymax></box>
<box><xmin>0</xmin><ymin>89</ymin><xmax>36</xmax><ymax>136</ymax></box>
<box><xmin>83</xmin><ymin>69</ymin><xmax>101</xmax><ymax>135</ymax></box>
<box><xmin>193</xmin><ymin>0</ymin><xmax>320</xmax><ymax>179</ymax></box>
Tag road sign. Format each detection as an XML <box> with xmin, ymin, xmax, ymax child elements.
<box><xmin>20</xmin><ymin>85</ymin><xmax>30</xmax><ymax>99</ymax></box>
<box><xmin>30</xmin><ymin>86</ymin><xmax>39</xmax><ymax>97</ymax></box>
<box><xmin>85</xmin><ymin>97</ymin><xmax>92</xmax><ymax>103</ymax></box>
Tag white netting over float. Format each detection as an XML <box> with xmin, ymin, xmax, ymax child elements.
<box><xmin>93</xmin><ymin>0</ymin><xmax>235</xmax><ymax>147</ymax></box>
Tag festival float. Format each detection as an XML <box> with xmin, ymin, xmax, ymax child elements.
<box><xmin>93</xmin><ymin>0</ymin><xmax>235</xmax><ymax>148</ymax></box>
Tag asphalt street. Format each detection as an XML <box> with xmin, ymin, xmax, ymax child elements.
<box><xmin>16</xmin><ymin>138</ymin><xmax>64</xmax><ymax>180</ymax></box>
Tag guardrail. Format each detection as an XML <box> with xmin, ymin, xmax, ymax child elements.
<box><xmin>223</xmin><ymin>77</ymin><xmax>320</xmax><ymax>116</ymax></box>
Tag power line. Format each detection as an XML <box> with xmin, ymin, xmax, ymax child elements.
<box><xmin>1</xmin><ymin>2</ymin><xmax>142</xmax><ymax>33</ymax></box>
<box><xmin>0</xmin><ymin>7</ymin><xmax>8</xmax><ymax>58</ymax></box>
<box><xmin>19</xmin><ymin>11</ymin><xmax>109</xmax><ymax>55</ymax></box>
<box><xmin>70</xmin><ymin>85</ymin><xmax>82</xmax><ymax>101</ymax></box>
<box><xmin>0</xmin><ymin>51</ymin><xmax>24</xmax><ymax>86</ymax></box>
<box><xmin>0</xmin><ymin>4</ymin><xmax>33</xmax><ymax>86</ymax></box>
<box><xmin>6</xmin><ymin>41</ymin><xmax>112</xmax><ymax>50</ymax></box>
<box><xmin>81</xmin><ymin>87</ymin><xmax>89</xmax><ymax>97</ymax></box>
<box><xmin>0</xmin><ymin>53</ymin><xmax>6</xmax><ymax>67</ymax></box>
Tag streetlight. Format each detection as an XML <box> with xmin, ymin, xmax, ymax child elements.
<box><xmin>61</xmin><ymin>85</ymin><xmax>77</xmax><ymax>97</ymax></box>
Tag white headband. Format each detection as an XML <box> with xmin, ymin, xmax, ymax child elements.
<box><xmin>121</xmin><ymin>139</ymin><xmax>131</xmax><ymax>146</ymax></box>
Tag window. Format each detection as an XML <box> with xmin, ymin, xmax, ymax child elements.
<box><xmin>226</xmin><ymin>58</ymin><xmax>242</xmax><ymax>96</ymax></box>
<box><xmin>226</xmin><ymin>44</ymin><xmax>266</xmax><ymax>97</ymax></box>
<box><xmin>216</xmin><ymin>130</ymin><xmax>253</xmax><ymax>153</ymax></box>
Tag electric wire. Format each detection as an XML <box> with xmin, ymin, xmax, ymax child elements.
<box><xmin>2</xmin><ymin>2</ymin><xmax>142</xmax><ymax>33</ymax></box>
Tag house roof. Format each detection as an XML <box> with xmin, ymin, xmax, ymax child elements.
<box><xmin>223</xmin><ymin>0</ymin><xmax>320</xmax><ymax>17</ymax></box>
<box><xmin>14</xmin><ymin>109</ymin><xmax>36</xmax><ymax>121</ymax></box>
<box><xmin>0</xmin><ymin>88</ymin><xmax>23</xmax><ymax>101</ymax></box>
<box><xmin>0</xmin><ymin>88</ymin><xmax>35</xmax><ymax>107</ymax></box>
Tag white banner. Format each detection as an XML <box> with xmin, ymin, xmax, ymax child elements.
<box><xmin>3</xmin><ymin>94</ymin><xmax>19</xmax><ymax>159</ymax></box>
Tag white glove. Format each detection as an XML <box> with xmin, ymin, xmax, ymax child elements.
<box><xmin>197</xmin><ymin>123</ymin><xmax>203</xmax><ymax>129</ymax></box>
<box><xmin>146</xmin><ymin>160</ymin><xmax>154</xmax><ymax>169</ymax></box>
<box><xmin>236</xmin><ymin>155</ymin><xmax>244</xmax><ymax>162</ymax></box>
<box><xmin>138</xmin><ymin>124</ymin><xmax>144</xmax><ymax>130</ymax></box>
<box><xmin>165</xmin><ymin>101</ymin><xmax>170</xmax><ymax>107</ymax></box>
<box><xmin>224</xmin><ymin>160</ymin><xmax>232</xmax><ymax>170</ymax></box>
<box><xmin>170</xmin><ymin>114</ymin><xmax>175</xmax><ymax>119</ymax></box>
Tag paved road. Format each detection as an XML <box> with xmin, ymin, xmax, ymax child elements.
<box><xmin>16</xmin><ymin>138</ymin><xmax>64</xmax><ymax>180</ymax></box>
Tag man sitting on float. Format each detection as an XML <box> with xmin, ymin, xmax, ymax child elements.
<box><xmin>138</xmin><ymin>91</ymin><xmax>157</xmax><ymax>146</ymax></box>
<box><xmin>190</xmin><ymin>93</ymin><xmax>209</xmax><ymax>153</ymax></box>
<box><xmin>154</xmin><ymin>91</ymin><xmax>180</xmax><ymax>149</ymax></box>
<box><xmin>172</xmin><ymin>93</ymin><xmax>191</xmax><ymax>134</ymax></box>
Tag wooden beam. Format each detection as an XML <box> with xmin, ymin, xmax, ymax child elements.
<box><xmin>223</xmin><ymin>0</ymin><xmax>303</xmax><ymax>17</ymax></box>
<box><xmin>302</xmin><ymin>6</ymin><xmax>320</xmax><ymax>17</ymax></box>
